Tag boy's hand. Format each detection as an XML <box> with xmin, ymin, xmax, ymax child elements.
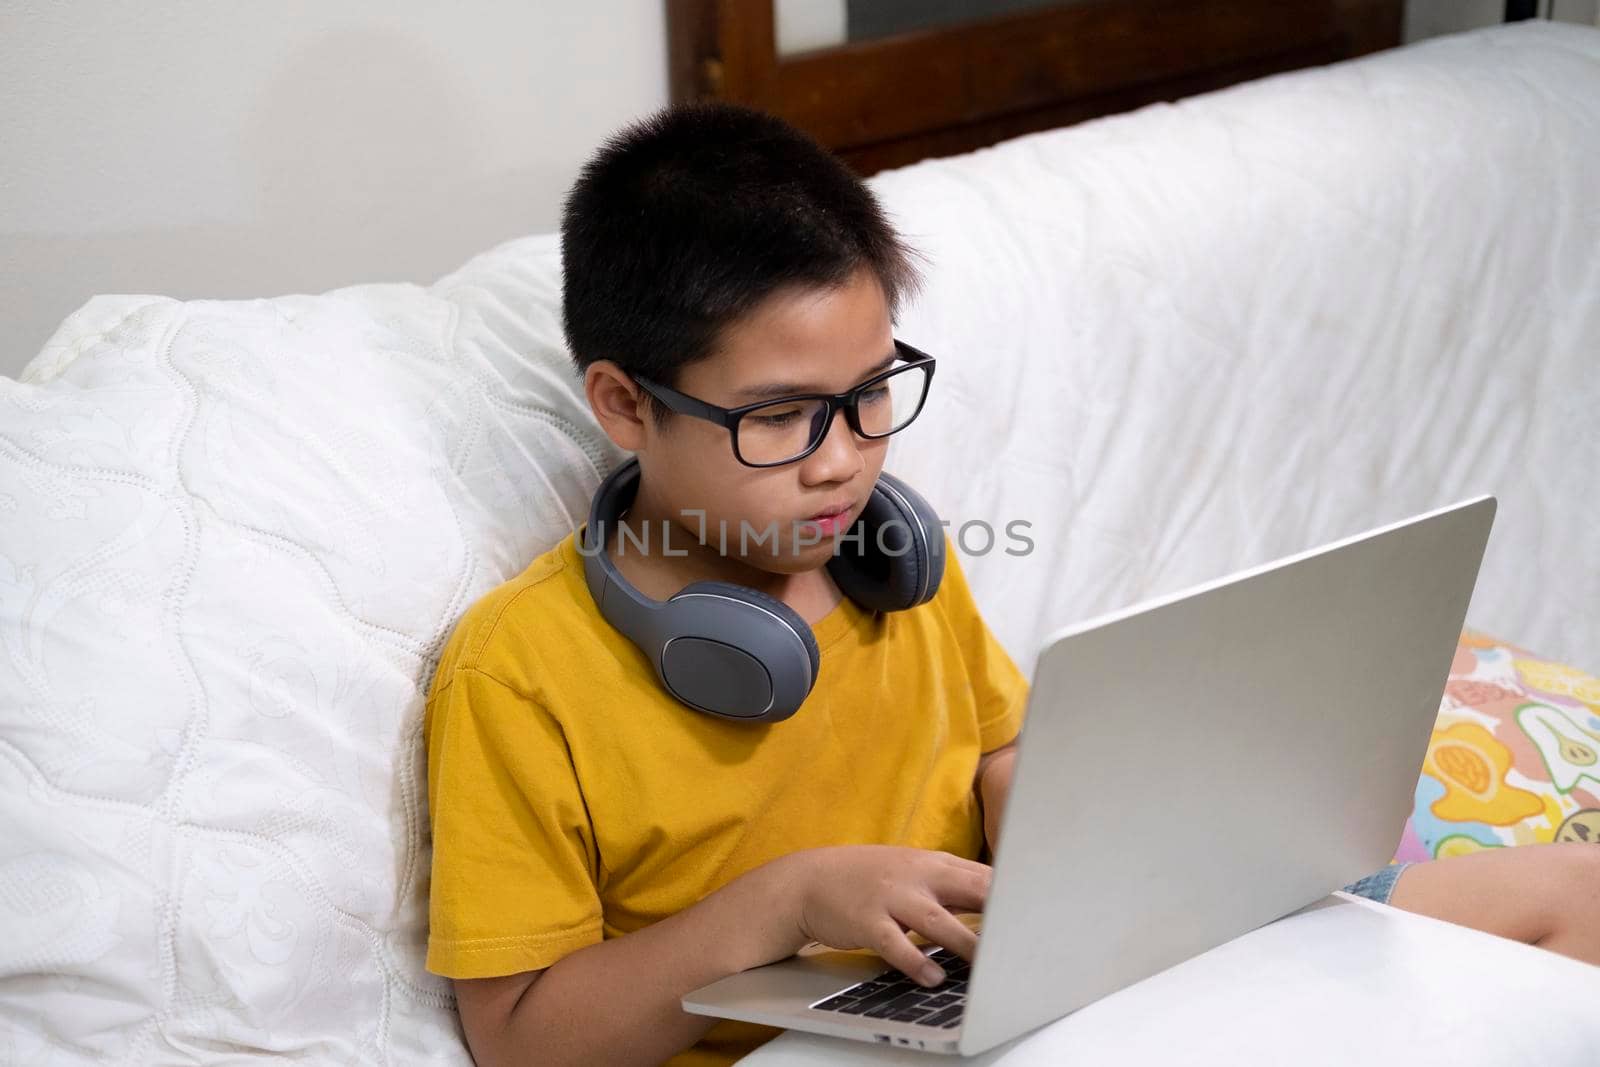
<box><xmin>791</xmin><ymin>845</ymin><xmax>991</xmax><ymax>988</ymax></box>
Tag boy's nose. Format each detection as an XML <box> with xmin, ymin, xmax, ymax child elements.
<box><xmin>799</xmin><ymin>406</ymin><xmax>865</xmax><ymax>485</ymax></box>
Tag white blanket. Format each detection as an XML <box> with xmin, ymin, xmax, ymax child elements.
<box><xmin>1</xmin><ymin>20</ymin><xmax>1595</xmax><ymax>1064</ymax></box>
<box><xmin>869</xmin><ymin>20</ymin><xmax>1600</xmax><ymax>672</ymax></box>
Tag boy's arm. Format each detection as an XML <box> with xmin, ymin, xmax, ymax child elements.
<box><xmin>455</xmin><ymin>843</ymin><xmax>993</xmax><ymax>1065</ymax></box>
<box><xmin>456</xmin><ymin>850</ymin><xmax>813</xmax><ymax>1067</ymax></box>
<box><xmin>936</xmin><ymin>537</ymin><xmax>1026</xmax><ymax>857</ymax></box>
<box><xmin>975</xmin><ymin>739</ymin><xmax>1017</xmax><ymax>785</ymax></box>
<box><xmin>976</xmin><ymin>741</ymin><xmax>1020</xmax><ymax>857</ymax></box>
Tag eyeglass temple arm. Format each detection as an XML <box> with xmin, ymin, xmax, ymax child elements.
<box><xmin>634</xmin><ymin>376</ymin><xmax>740</xmax><ymax>428</ymax></box>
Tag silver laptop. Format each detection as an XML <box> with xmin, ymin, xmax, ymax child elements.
<box><xmin>682</xmin><ymin>495</ymin><xmax>1496</xmax><ymax>1056</ymax></box>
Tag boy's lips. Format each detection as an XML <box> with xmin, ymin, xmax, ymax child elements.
<box><xmin>802</xmin><ymin>500</ymin><xmax>859</xmax><ymax>537</ymax></box>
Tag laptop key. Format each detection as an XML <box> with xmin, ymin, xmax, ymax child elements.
<box><xmin>813</xmin><ymin>994</ymin><xmax>858</xmax><ymax>1011</ymax></box>
<box><xmin>864</xmin><ymin>992</ymin><xmax>932</xmax><ymax>1019</ymax></box>
<box><xmin>889</xmin><ymin>1006</ymin><xmax>937</xmax><ymax>1023</ymax></box>
<box><xmin>923</xmin><ymin>1005</ymin><xmax>964</xmax><ymax>1027</ymax></box>
<box><xmin>864</xmin><ymin>981</ymin><xmax>915</xmax><ymax>1001</ymax></box>
<box><xmin>839</xmin><ymin>985</ymin><xmax>912</xmax><ymax>1015</ymax></box>
<box><xmin>848</xmin><ymin>978</ymin><xmax>894</xmax><ymax>994</ymax></box>
<box><xmin>886</xmin><ymin>990</ymin><xmax>933</xmax><ymax>1009</ymax></box>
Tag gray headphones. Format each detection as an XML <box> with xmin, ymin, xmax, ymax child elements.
<box><xmin>581</xmin><ymin>458</ymin><xmax>945</xmax><ymax>724</ymax></box>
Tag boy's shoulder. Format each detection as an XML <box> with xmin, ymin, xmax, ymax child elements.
<box><xmin>428</xmin><ymin>533</ymin><xmax>595</xmax><ymax>694</ymax></box>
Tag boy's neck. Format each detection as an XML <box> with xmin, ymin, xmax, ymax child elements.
<box><xmin>606</xmin><ymin>481</ymin><xmax>844</xmax><ymax>627</ymax></box>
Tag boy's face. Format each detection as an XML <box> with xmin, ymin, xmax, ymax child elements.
<box><xmin>637</xmin><ymin>265</ymin><xmax>896</xmax><ymax>574</ymax></box>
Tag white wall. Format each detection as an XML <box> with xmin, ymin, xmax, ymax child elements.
<box><xmin>0</xmin><ymin>2</ymin><xmax>669</xmax><ymax>379</ymax></box>
<box><xmin>8</xmin><ymin>3</ymin><xmax>1600</xmax><ymax>380</ymax></box>
<box><xmin>1406</xmin><ymin>0</ymin><xmax>1600</xmax><ymax>42</ymax></box>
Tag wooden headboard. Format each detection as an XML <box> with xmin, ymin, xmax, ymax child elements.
<box><xmin>668</xmin><ymin>0</ymin><xmax>1404</xmax><ymax>174</ymax></box>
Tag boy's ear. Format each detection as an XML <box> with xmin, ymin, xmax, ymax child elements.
<box><xmin>585</xmin><ymin>361</ymin><xmax>651</xmax><ymax>452</ymax></box>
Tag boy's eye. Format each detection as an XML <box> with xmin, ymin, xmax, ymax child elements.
<box><xmin>746</xmin><ymin>406</ymin><xmax>804</xmax><ymax>427</ymax></box>
<box><xmin>858</xmin><ymin>384</ymin><xmax>890</xmax><ymax>405</ymax></box>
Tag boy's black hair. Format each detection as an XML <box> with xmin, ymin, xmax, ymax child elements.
<box><xmin>560</xmin><ymin>101</ymin><xmax>923</xmax><ymax>417</ymax></box>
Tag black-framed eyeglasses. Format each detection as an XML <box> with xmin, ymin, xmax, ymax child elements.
<box><xmin>632</xmin><ymin>339</ymin><xmax>937</xmax><ymax>468</ymax></box>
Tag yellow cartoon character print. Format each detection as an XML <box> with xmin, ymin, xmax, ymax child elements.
<box><xmin>1423</xmin><ymin>720</ymin><xmax>1545</xmax><ymax>825</ymax></box>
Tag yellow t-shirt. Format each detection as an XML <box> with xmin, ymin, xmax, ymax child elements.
<box><xmin>423</xmin><ymin>531</ymin><xmax>1028</xmax><ymax>1066</ymax></box>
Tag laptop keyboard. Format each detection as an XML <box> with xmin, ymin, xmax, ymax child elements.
<box><xmin>807</xmin><ymin>946</ymin><xmax>968</xmax><ymax>1029</ymax></box>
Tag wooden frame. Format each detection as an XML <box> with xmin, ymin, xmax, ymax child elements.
<box><xmin>668</xmin><ymin>0</ymin><xmax>1404</xmax><ymax>173</ymax></box>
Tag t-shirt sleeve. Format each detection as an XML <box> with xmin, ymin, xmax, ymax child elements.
<box><xmin>937</xmin><ymin>536</ymin><xmax>1030</xmax><ymax>752</ymax></box>
<box><xmin>424</xmin><ymin>665</ymin><xmax>604</xmax><ymax>979</ymax></box>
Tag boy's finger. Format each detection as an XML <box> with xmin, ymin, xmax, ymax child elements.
<box><xmin>935</xmin><ymin>852</ymin><xmax>993</xmax><ymax>878</ymax></box>
<box><xmin>928</xmin><ymin>865</ymin><xmax>990</xmax><ymax>914</ymax></box>
<box><xmin>872</xmin><ymin>920</ymin><xmax>945</xmax><ymax>987</ymax></box>
<box><xmin>894</xmin><ymin>898</ymin><xmax>981</xmax><ymax>967</ymax></box>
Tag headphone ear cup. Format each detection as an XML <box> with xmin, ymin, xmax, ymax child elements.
<box><xmin>655</xmin><ymin>581</ymin><xmax>819</xmax><ymax>723</ymax></box>
<box><xmin>725</xmin><ymin>584</ymin><xmax>822</xmax><ymax>677</ymax></box>
<box><xmin>828</xmin><ymin>471</ymin><xmax>945</xmax><ymax>612</ymax></box>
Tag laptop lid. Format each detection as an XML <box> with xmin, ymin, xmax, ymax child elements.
<box><xmin>958</xmin><ymin>495</ymin><xmax>1496</xmax><ymax>1055</ymax></box>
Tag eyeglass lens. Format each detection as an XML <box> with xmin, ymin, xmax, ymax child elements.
<box><xmin>734</xmin><ymin>363</ymin><xmax>929</xmax><ymax>465</ymax></box>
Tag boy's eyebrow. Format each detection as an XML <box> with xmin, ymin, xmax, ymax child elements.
<box><xmin>733</xmin><ymin>349</ymin><xmax>899</xmax><ymax>401</ymax></box>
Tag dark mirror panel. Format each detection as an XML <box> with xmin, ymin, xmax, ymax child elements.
<box><xmin>847</xmin><ymin>0</ymin><xmax>1090</xmax><ymax>41</ymax></box>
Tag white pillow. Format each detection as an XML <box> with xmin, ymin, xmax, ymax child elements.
<box><xmin>0</xmin><ymin>233</ymin><xmax>622</xmax><ymax>1061</ymax></box>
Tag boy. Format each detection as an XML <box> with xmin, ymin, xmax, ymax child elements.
<box><xmin>423</xmin><ymin>103</ymin><xmax>1599</xmax><ymax>1067</ymax></box>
